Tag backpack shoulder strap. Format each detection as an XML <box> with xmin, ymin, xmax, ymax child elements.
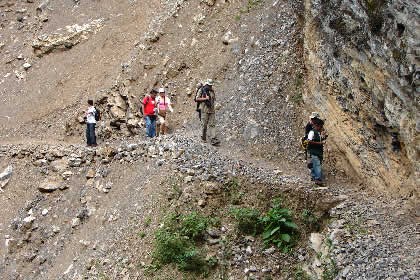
<box><xmin>201</xmin><ymin>86</ymin><xmax>206</xmax><ymax>96</ymax></box>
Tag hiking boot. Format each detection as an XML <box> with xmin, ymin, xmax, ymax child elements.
<box><xmin>210</xmin><ymin>139</ymin><xmax>220</xmax><ymax>146</ymax></box>
<box><xmin>314</xmin><ymin>180</ymin><xmax>324</xmax><ymax>186</ymax></box>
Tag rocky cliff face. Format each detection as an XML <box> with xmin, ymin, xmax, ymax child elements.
<box><xmin>303</xmin><ymin>0</ymin><xmax>419</xmax><ymax>197</ymax></box>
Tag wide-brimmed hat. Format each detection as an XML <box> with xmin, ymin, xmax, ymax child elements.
<box><xmin>313</xmin><ymin>118</ymin><xmax>324</xmax><ymax>126</ymax></box>
<box><xmin>310</xmin><ymin>112</ymin><xmax>320</xmax><ymax>119</ymax></box>
<box><xmin>205</xmin><ymin>79</ymin><xmax>213</xmax><ymax>86</ymax></box>
<box><xmin>159</xmin><ymin>88</ymin><xmax>165</xmax><ymax>93</ymax></box>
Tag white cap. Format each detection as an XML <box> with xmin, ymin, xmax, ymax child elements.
<box><xmin>205</xmin><ymin>79</ymin><xmax>213</xmax><ymax>86</ymax></box>
<box><xmin>159</xmin><ymin>88</ymin><xmax>165</xmax><ymax>93</ymax></box>
<box><xmin>310</xmin><ymin>112</ymin><xmax>320</xmax><ymax>119</ymax></box>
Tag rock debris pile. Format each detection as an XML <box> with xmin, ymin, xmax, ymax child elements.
<box><xmin>1</xmin><ymin>133</ymin><xmax>419</xmax><ymax>279</ymax></box>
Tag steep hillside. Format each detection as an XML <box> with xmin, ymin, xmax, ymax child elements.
<box><xmin>0</xmin><ymin>0</ymin><xmax>419</xmax><ymax>280</ymax></box>
<box><xmin>0</xmin><ymin>0</ymin><xmax>154</xmax><ymax>139</ymax></box>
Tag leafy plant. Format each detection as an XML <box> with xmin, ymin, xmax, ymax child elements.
<box><xmin>177</xmin><ymin>247</ymin><xmax>207</xmax><ymax>272</ymax></box>
<box><xmin>292</xmin><ymin>92</ymin><xmax>303</xmax><ymax>104</ymax></box>
<box><xmin>230</xmin><ymin>207</ymin><xmax>263</xmax><ymax>235</ymax></box>
<box><xmin>151</xmin><ymin>212</ymin><xmax>211</xmax><ymax>273</ymax></box>
<box><xmin>139</xmin><ymin>231</ymin><xmax>146</xmax><ymax>239</ymax></box>
<box><xmin>144</xmin><ymin>216</ymin><xmax>152</xmax><ymax>227</ymax></box>
<box><xmin>248</xmin><ymin>0</ymin><xmax>262</xmax><ymax>9</ymax></box>
<box><xmin>302</xmin><ymin>209</ymin><xmax>321</xmax><ymax>232</ymax></box>
<box><xmin>224</xmin><ymin>178</ymin><xmax>240</xmax><ymax>192</ymax></box>
<box><xmin>230</xmin><ymin>191</ymin><xmax>245</xmax><ymax>205</ymax></box>
<box><xmin>364</xmin><ymin>0</ymin><xmax>387</xmax><ymax>34</ymax></box>
<box><xmin>295</xmin><ymin>267</ymin><xmax>312</xmax><ymax>279</ymax></box>
<box><xmin>181</xmin><ymin>212</ymin><xmax>209</xmax><ymax>240</ymax></box>
<box><xmin>322</xmin><ymin>258</ymin><xmax>339</xmax><ymax>280</ymax></box>
<box><xmin>261</xmin><ymin>198</ymin><xmax>299</xmax><ymax>252</ymax></box>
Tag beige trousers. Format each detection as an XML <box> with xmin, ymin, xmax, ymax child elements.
<box><xmin>202</xmin><ymin>112</ymin><xmax>216</xmax><ymax>142</ymax></box>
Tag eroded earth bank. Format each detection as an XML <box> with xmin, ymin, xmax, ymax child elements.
<box><xmin>0</xmin><ymin>0</ymin><xmax>418</xmax><ymax>279</ymax></box>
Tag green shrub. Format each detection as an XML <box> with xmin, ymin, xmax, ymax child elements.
<box><xmin>230</xmin><ymin>207</ymin><xmax>263</xmax><ymax>235</ymax></box>
<box><xmin>177</xmin><ymin>248</ymin><xmax>207</xmax><ymax>272</ymax></box>
<box><xmin>261</xmin><ymin>199</ymin><xmax>299</xmax><ymax>252</ymax></box>
<box><xmin>295</xmin><ymin>267</ymin><xmax>312</xmax><ymax>279</ymax></box>
<box><xmin>154</xmin><ymin>229</ymin><xmax>188</xmax><ymax>265</ymax></box>
<box><xmin>181</xmin><ymin>212</ymin><xmax>209</xmax><ymax>240</ymax></box>
<box><xmin>224</xmin><ymin>178</ymin><xmax>240</xmax><ymax>192</ymax></box>
<box><xmin>231</xmin><ymin>199</ymin><xmax>299</xmax><ymax>251</ymax></box>
<box><xmin>151</xmin><ymin>212</ymin><xmax>211</xmax><ymax>273</ymax></box>
<box><xmin>302</xmin><ymin>209</ymin><xmax>321</xmax><ymax>232</ymax></box>
<box><xmin>144</xmin><ymin>216</ymin><xmax>152</xmax><ymax>227</ymax></box>
<box><xmin>230</xmin><ymin>191</ymin><xmax>245</xmax><ymax>205</ymax></box>
<box><xmin>292</xmin><ymin>92</ymin><xmax>303</xmax><ymax>104</ymax></box>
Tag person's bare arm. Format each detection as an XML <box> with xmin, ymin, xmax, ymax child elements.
<box><xmin>195</xmin><ymin>95</ymin><xmax>209</xmax><ymax>102</ymax></box>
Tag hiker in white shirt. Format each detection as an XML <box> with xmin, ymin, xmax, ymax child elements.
<box><xmin>85</xmin><ymin>100</ymin><xmax>97</xmax><ymax>147</ymax></box>
<box><xmin>156</xmin><ymin>88</ymin><xmax>173</xmax><ymax>135</ymax></box>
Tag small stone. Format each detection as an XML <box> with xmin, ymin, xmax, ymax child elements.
<box><xmin>23</xmin><ymin>63</ymin><xmax>31</xmax><ymax>70</ymax></box>
<box><xmin>5</xmin><ymin>238</ymin><xmax>17</xmax><ymax>254</ymax></box>
<box><xmin>245</xmin><ymin>246</ymin><xmax>253</xmax><ymax>255</ymax></box>
<box><xmin>310</xmin><ymin>233</ymin><xmax>324</xmax><ymax>253</ymax></box>
<box><xmin>52</xmin><ymin>226</ymin><xmax>61</xmax><ymax>233</ymax></box>
<box><xmin>263</xmin><ymin>247</ymin><xmax>276</xmax><ymax>255</ymax></box>
<box><xmin>22</xmin><ymin>216</ymin><xmax>35</xmax><ymax>230</ymax></box>
<box><xmin>39</xmin><ymin>176</ymin><xmax>64</xmax><ymax>192</ymax></box>
<box><xmin>249</xmin><ymin>266</ymin><xmax>257</xmax><ymax>272</ymax></box>
<box><xmin>62</xmin><ymin>171</ymin><xmax>73</xmax><ymax>179</ymax></box>
<box><xmin>79</xmin><ymin>240</ymin><xmax>90</xmax><ymax>247</ymax></box>
<box><xmin>184</xmin><ymin>176</ymin><xmax>193</xmax><ymax>183</ymax></box>
<box><xmin>71</xmin><ymin>218</ymin><xmax>81</xmax><ymax>228</ymax></box>
<box><xmin>41</xmin><ymin>209</ymin><xmax>48</xmax><ymax>216</ymax></box>
<box><xmin>207</xmin><ymin>229</ymin><xmax>220</xmax><ymax>238</ymax></box>
<box><xmin>86</xmin><ymin>169</ymin><xmax>95</xmax><ymax>179</ymax></box>
<box><xmin>207</xmin><ymin>238</ymin><xmax>220</xmax><ymax>245</ymax></box>
<box><xmin>244</xmin><ymin>236</ymin><xmax>255</xmax><ymax>242</ymax></box>
<box><xmin>0</xmin><ymin>165</ymin><xmax>13</xmax><ymax>190</ymax></box>
<box><xmin>198</xmin><ymin>199</ymin><xmax>207</xmax><ymax>207</ymax></box>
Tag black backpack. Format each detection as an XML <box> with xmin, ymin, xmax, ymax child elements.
<box><xmin>140</xmin><ymin>96</ymin><xmax>150</xmax><ymax>115</ymax></box>
<box><xmin>94</xmin><ymin>107</ymin><xmax>101</xmax><ymax>121</ymax></box>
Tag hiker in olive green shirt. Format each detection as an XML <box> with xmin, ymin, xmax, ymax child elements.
<box><xmin>195</xmin><ymin>79</ymin><xmax>220</xmax><ymax>146</ymax></box>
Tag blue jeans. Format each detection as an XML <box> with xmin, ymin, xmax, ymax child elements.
<box><xmin>310</xmin><ymin>154</ymin><xmax>322</xmax><ymax>180</ymax></box>
<box><xmin>145</xmin><ymin>115</ymin><xmax>156</xmax><ymax>138</ymax></box>
<box><xmin>86</xmin><ymin>123</ymin><xmax>96</xmax><ymax>146</ymax></box>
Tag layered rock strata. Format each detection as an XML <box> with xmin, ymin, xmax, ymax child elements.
<box><xmin>303</xmin><ymin>0</ymin><xmax>419</xmax><ymax>196</ymax></box>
